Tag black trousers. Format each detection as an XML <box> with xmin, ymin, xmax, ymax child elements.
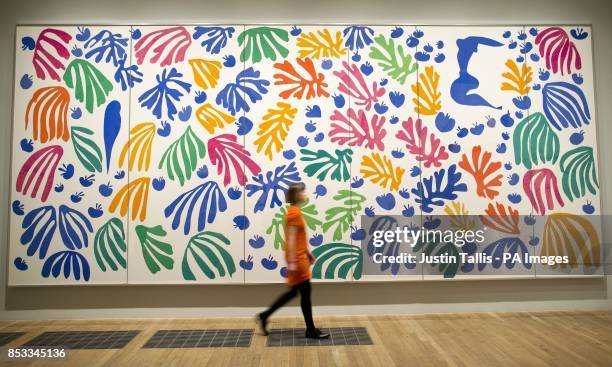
<box><xmin>261</xmin><ymin>279</ymin><xmax>316</xmax><ymax>332</ymax></box>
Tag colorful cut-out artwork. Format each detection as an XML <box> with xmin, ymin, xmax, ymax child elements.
<box><xmin>9</xmin><ymin>25</ymin><xmax>600</xmax><ymax>284</ymax></box>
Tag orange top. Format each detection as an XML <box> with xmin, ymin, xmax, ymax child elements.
<box><xmin>284</xmin><ymin>205</ymin><xmax>311</xmax><ymax>285</ymax></box>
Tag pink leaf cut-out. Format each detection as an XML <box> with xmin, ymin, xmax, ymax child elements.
<box><xmin>523</xmin><ymin>168</ymin><xmax>565</xmax><ymax>215</ymax></box>
<box><xmin>333</xmin><ymin>61</ymin><xmax>385</xmax><ymax>111</ymax></box>
<box><xmin>16</xmin><ymin>145</ymin><xmax>63</xmax><ymax>202</ymax></box>
<box><xmin>134</xmin><ymin>26</ymin><xmax>192</xmax><ymax>66</ymax></box>
<box><xmin>535</xmin><ymin>27</ymin><xmax>582</xmax><ymax>75</ymax></box>
<box><xmin>32</xmin><ymin>28</ymin><xmax>72</xmax><ymax>81</ymax></box>
<box><xmin>396</xmin><ymin>117</ymin><xmax>449</xmax><ymax>168</ymax></box>
<box><xmin>207</xmin><ymin>133</ymin><xmax>261</xmax><ymax>186</ymax></box>
<box><xmin>329</xmin><ymin>108</ymin><xmax>387</xmax><ymax>151</ymax></box>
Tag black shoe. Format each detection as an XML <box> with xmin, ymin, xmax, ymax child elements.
<box><xmin>255</xmin><ymin>313</ymin><xmax>269</xmax><ymax>336</ymax></box>
<box><xmin>305</xmin><ymin>328</ymin><xmax>330</xmax><ymax>339</ymax></box>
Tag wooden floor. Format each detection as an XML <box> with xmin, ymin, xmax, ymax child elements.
<box><xmin>1</xmin><ymin>311</ymin><xmax>611</xmax><ymax>366</ymax></box>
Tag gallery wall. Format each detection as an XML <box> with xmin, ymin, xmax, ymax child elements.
<box><xmin>9</xmin><ymin>24</ymin><xmax>602</xmax><ymax>285</ymax></box>
<box><xmin>1</xmin><ymin>0</ymin><xmax>611</xmax><ymax>318</ymax></box>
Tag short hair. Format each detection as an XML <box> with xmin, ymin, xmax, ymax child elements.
<box><xmin>286</xmin><ymin>183</ymin><xmax>305</xmax><ymax>205</ymax></box>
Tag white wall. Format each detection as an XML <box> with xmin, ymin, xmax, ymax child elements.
<box><xmin>1</xmin><ymin>0</ymin><xmax>611</xmax><ymax>320</ymax></box>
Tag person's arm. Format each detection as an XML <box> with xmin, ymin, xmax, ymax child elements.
<box><xmin>307</xmin><ymin>249</ymin><xmax>315</xmax><ymax>264</ymax></box>
<box><xmin>286</xmin><ymin>225</ymin><xmax>298</xmax><ymax>273</ymax></box>
<box><xmin>307</xmin><ymin>252</ymin><xmax>315</xmax><ymax>265</ymax></box>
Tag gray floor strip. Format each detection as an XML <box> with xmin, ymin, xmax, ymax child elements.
<box><xmin>142</xmin><ymin>329</ymin><xmax>254</xmax><ymax>348</ymax></box>
<box><xmin>21</xmin><ymin>330</ymin><xmax>140</xmax><ymax>349</ymax></box>
<box><xmin>266</xmin><ymin>327</ymin><xmax>373</xmax><ymax>346</ymax></box>
<box><xmin>0</xmin><ymin>332</ymin><xmax>26</xmax><ymax>346</ymax></box>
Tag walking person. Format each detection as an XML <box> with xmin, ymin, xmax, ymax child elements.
<box><xmin>256</xmin><ymin>183</ymin><xmax>330</xmax><ymax>339</ymax></box>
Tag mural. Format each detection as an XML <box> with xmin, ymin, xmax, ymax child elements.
<box><xmin>9</xmin><ymin>25</ymin><xmax>600</xmax><ymax>284</ymax></box>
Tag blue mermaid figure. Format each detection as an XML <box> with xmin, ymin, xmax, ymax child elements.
<box><xmin>451</xmin><ymin>36</ymin><xmax>503</xmax><ymax>109</ymax></box>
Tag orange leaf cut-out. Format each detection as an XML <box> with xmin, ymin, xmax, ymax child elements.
<box><xmin>273</xmin><ymin>58</ymin><xmax>330</xmax><ymax>100</ymax></box>
<box><xmin>25</xmin><ymin>86</ymin><xmax>70</xmax><ymax>143</ymax></box>
<box><xmin>479</xmin><ymin>202</ymin><xmax>520</xmax><ymax>234</ymax></box>
<box><xmin>458</xmin><ymin>145</ymin><xmax>503</xmax><ymax>200</ymax></box>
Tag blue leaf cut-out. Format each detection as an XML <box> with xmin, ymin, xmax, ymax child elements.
<box><xmin>58</xmin><ymin>205</ymin><xmax>93</xmax><ymax>250</ymax></box>
<box><xmin>84</xmin><ymin>29</ymin><xmax>128</xmax><ymax>67</ymax></box>
<box><xmin>103</xmin><ymin>100</ymin><xmax>121</xmax><ymax>172</ymax></box>
<box><xmin>42</xmin><ymin>250</ymin><xmax>90</xmax><ymax>281</ymax></box>
<box><xmin>412</xmin><ymin>164</ymin><xmax>467</xmax><ymax>213</ymax></box>
<box><xmin>366</xmin><ymin>216</ymin><xmax>416</xmax><ymax>274</ymax></box>
<box><xmin>245</xmin><ymin>162</ymin><xmax>301</xmax><ymax>213</ymax></box>
<box><xmin>193</xmin><ymin>27</ymin><xmax>235</xmax><ymax>54</ymax></box>
<box><xmin>21</xmin><ymin>206</ymin><xmax>57</xmax><ymax>259</ymax></box>
<box><xmin>139</xmin><ymin>67</ymin><xmax>191</xmax><ymax>120</ymax></box>
<box><xmin>114</xmin><ymin>54</ymin><xmax>143</xmax><ymax>91</ymax></box>
<box><xmin>343</xmin><ymin>26</ymin><xmax>375</xmax><ymax>51</ymax></box>
<box><xmin>215</xmin><ymin>67</ymin><xmax>270</xmax><ymax>115</ymax></box>
<box><xmin>479</xmin><ymin>237</ymin><xmax>530</xmax><ymax>271</ymax></box>
<box><xmin>542</xmin><ymin>82</ymin><xmax>590</xmax><ymax>130</ymax></box>
<box><xmin>165</xmin><ymin>181</ymin><xmax>228</xmax><ymax>235</ymax></box>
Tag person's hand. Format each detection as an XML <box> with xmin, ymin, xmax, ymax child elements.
<box><xmin>288</xmin><ymin>263</ymin><xmax>298</xmax><ymax>278</ymax></box>
<box><xmin>307</xmin><ymin>252</ymin><xmax>315</xmax><ymax>265</ymax></box>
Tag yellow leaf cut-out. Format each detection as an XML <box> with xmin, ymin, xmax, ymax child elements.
<box><xmin>444</xmin><ymin>201</ymin><xmax>475</xmax><ymax>231</ymax></box>
<box><xmin>297</xmin><ymin>29</ymin><xmax>347</xmax><ymax>59</ymax></box>
<box><xmin>119</xmin><ymin>122</ymin><xmax>156</xmax><ymax>172</ymax></box>
<box><xmin>196</xmin><ymin>103</ymin><xmax>236</xmax><ymax>134</ymax></box>
<box><xmin>411</xmin><ymin>65</ymin><xmax>441</xmax><ymax>115</ymax></box>
<box><xmin>254</xmin><ymin>102</ymin><xmax>297</xmax><ymax>160</ymax></box>
<box><xmin>501</xmin><ymin>59</ymin><xmax>532</xmax><ymax>95</ymax></box>
<box><xmin>109</xmin><ymin>177</ymin><xmax>151</xmax><ymax>222</ymax></box>
<box><xmin>542</xmin><ymin>212</ymin><xmax>601</xmax><ymax>269</ymax></box>
<box><xmin>189</xmin><ymin>59</ymin><xmax>222</xmax><ymax>90</ymax></box>
<box><xmin>359</xmin><ymin>152</ymin><xmax>405</xmax><ymax>191</ymax></box>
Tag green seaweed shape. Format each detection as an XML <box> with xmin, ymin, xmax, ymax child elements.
<box><xmin>182</xmin><ymin>231</ymin><xmax>236</xmax><ymax>280</ymax></box>
<box><xmin>311</xmin><ymin>242</ymin><xmax>362</xmax><ymax>280</ymax></box>
<box><xmin>322</xmin><ymin>190</ymin><xmax>366</xmax><ymax>241</ymax></box>
<box><xmin>71</xmin><ymin>126</ymin><xmax>103</xmax><ymax>173</ymax></box>
<box><xmin>94</xmin><ymin>217</ymin><xmax>126</xmax><ymax>271</ymax></box>
<box><xmin>368</xmin><ymin>35</ymin><xmax>418</xmax><ymax>84</ymax></box>
<box><xmin>135</xmin><ymin>225</ymin><xmax>174</xmax><ymax>274</ymax></box>
<box><xmin>238</xmin><ymin>27</ymin><xmax>289</xmax><ymax>63</ymax></box>
<box><xmin>300</xmin><ymin>148</ymin><xmax>352</xmax><ymax>182</ymax></box>
<box><xmin>412</xmin><ymin>238</ymin><xmax>460</xmax><ymax>279</ymax></box>
<box><xmin>63</xmin><ymin>59</ymin><xmax>113</xmax><ymax>113</ymax></box>
<box><xmin>560</xmin><ymin>146</ymin><xmax>599</xmax><ymax>201</ymax></box>
<box><xmin>159</xmin><ymin>126</ymin><xmax>206</xmax><ymax>186</ymax></box>
<box><xmin>513</xmin><ymin>112</ymin><xmax>559</xmax><ymax>169</ymax></box>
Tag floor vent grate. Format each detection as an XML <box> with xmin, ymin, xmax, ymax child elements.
<box><xmin>142</xmin><ymin>329</ymin><xmax>254</xmax><ymax>348</ymax></box>
<box><xmin>266</xmin><ymin>327</ymin><xmax>373</xmax><ymax>346</ymax></box>
<box><xmin>21</xmin><ymin>330</ymin><xmax>140</xmax><ymax>349</ymax></box>
<box><xmin>0</xmin><ymin>332</ymin><xmax>26</xmax><ymax>346</ymax></box>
